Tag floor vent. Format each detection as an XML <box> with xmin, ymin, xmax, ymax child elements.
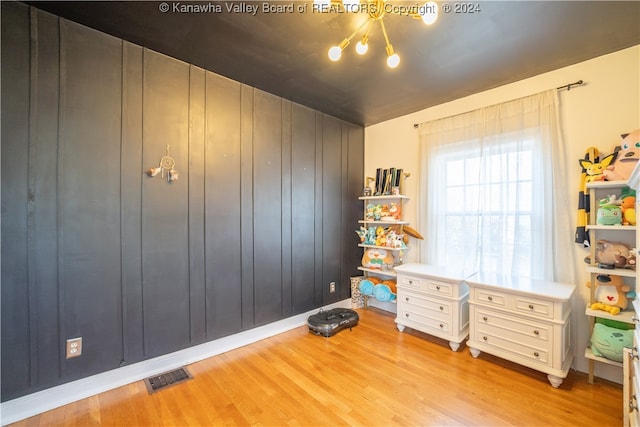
<box><xmin>143</xmin><ymin>367</ymin><xmax>192</xmax><ymax>394</ymax></box>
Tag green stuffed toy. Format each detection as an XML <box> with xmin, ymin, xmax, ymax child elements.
<box><xmin>590</xmin><ymin>323</ymin><xmax>633</xmax><ymax>362</ymax></box>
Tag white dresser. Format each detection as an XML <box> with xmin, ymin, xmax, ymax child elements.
<box><xmin>465</xmin><ymin>273</ymin><xmax>575</xmax><ymax>387</ymax></box>
<box><xmin>394</xmin><ymin>263</ymin><xmax>471</xmax><ymax>351</ymax></box>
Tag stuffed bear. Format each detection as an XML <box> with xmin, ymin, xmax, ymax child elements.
<box><xmin>587</xmin><ymin>274</ymin><xmax>635</xmax><ymax>315</ymax></box>
<box><xmin>603</xmin><ymin>129</ymin><xmax>640</xmax><ymax>181</ymax></box>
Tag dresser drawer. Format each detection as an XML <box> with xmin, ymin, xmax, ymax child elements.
<box><xmin>424</xmin><ymin>278</ymin><xmax>454</xmax><ymax>297</ymax></box>
<box><xmin>398</xmin><ymin>308</ymin><xmax>451</xmax><ymax>334</ymax></box>
<box><xmin>473</xmin><ymin>288</ymin><xmax>508</xmax><ymax>308</ymax></box>
<box><xmin>474</xmin><ymin>308</ymin><xmax>550</xmax><ymax>348</ymax></box>
<box><xmin>398</xmin><ymin>274</ymin><xmax>450</xmax><ymax>296</ymax></box>
<box><xmin>398</xmin><ymin>290</ymin><xmax>452</xmax><ymax>321</ymax></box>
<box><xmin>474</xmin><ymin>329</ymin><xmax>550</xmax><ymax>367</ymax></box>
<box><xmin>398</xmin><ymin>275</ymin><xmax>425</xmax><ymax>290</ymax></box>
<box><xmin>513</xmin><ymin>294</ymin><xmax>554</xmax><ymax>319</ymax></box>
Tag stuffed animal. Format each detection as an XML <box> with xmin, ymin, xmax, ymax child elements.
<box><xmin>355</xmin><ymin>226</ymin><xmax>368</xmax><ymax>243</ymax></box>
<box><xmin>587</xmin><ymin>274</ymin><xmax>635</xmax><ymax>314</ymax></box>
<box><xmin>603</xmin><ymin>129</ymin><xmax>640</xmax><ymax>181</ymax></box>
<box><xmin>597</xmin><ymin>204</ymin><xmax>622</xmax><ymax>225</ymax></box>
<box><xmin>597</xmin><ymin>194</ymin><xmax>622</xmax><ymax>225</ymax></box>
<box><xmin>579</xmin><ymin>152</ymin><xmax>616</xmax><ymax>183</ymax></box>
<box><xmin>590</xmin><ymin>323</ymin><xmax>633</xmax><ymax>362</ymax></box>
<box><xmin>375</xmin><ymin>226</ymin><xmax>390</xmax><ymax>246</ymax></box>
<box><xmin>361</xmin><ymin>248</ymin><xmax>394</xmax><ymax>270</ymax></box>
<box><xmin>585</xmin><ymin>240</ymin><xmax>637</xmax><ymax>270</ymax></box>
<box><xmin>621</xmin><ymin>187</ymin><xmax>636</xmax><ymax>226</ymax></box>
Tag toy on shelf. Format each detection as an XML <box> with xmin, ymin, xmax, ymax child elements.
<box><xmin>603</xmin><ymin>129</ymin><xmax>640</xmax><ymax>181</ymax></box>
<box><xmin>361</xmin><ymin>248</ymin><xmax>394</xmax><ymax>270</ymax></box>
<box><xmin>579</xmin><ymin>152</ymin><xmax>616</xmax><ymax>183</ymax></box>
<box><xmin>590</xmin><ymin>322</ymin><xmax>634</xmax><ymax>362</ymax></box>
<box><xmin>358</xmin><ymin>277</ymin><xmax>397</xmax><ymax>302</ymax></box>
<box><xmin>585</xmin><ymin>239</ymin><xmax>637</xmax><ymax>270</ymax></box>
<box><xmin>596</xmin><ymin>195</ymin><xmax>622</xmax><ymax>225</ymax></box>
<box><xmin>587</xmin><ymin>274</ymin><xmax>635</xmax><ymax>315</ymax></box>
<box><xmin>590</xmin><ymin>323</ymin><xmax>633</xmax><ymax>362</ymax></box>
<box><xmin>620</xmin><ymin>187</ymin><xmax>636</xmax><ymax>225</ymax></box>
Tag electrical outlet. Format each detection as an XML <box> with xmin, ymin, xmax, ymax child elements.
<box><xmin>329</xmin><ymin>281</ymin><xmax>336</xmax><ymax>293</ymax></box>
<box><xmin>66</xmin><ymin>337</ymin><xmax>82</xmax><ymax>359</ymax></box>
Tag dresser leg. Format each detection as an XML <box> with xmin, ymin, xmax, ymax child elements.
<box><xmin>469</xmin><ymin>347</ymin><xmax>481</xmax><ymax>358</ymax></box>
<box><xmin>396</xmin><ymin>323</ymin><xmax>406</xmax><ymax>332</ymax></box>
<box><xmin>448</xmin><ymin>341</ymin><xmax>460</xmax><ymax>352</ymax></box>
<box><xmin>547</xmin><ymin>374</ymin><xmax>563</xmax><ymax>388</ymax></box>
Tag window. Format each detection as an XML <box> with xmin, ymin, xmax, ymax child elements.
<box><xmin>433</xmin><ymin>136</ymin><xmax>536</xmax><ymax>277</ymax></box>
<box><xmin>417</xmin><ymin>90</ymin><xmax>574</xmax><ymax>283</ymax></box>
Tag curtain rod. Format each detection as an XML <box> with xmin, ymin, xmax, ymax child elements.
<box><xmin>412</xmin><ymin>79</ymin><xmax>584</xmax><ymax>128</ymax></box>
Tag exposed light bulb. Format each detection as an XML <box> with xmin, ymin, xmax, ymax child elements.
<box><xmin>328</xmin><ymin>45</ymin><xmax>343</xmax><ymax>61</ymax></box>
<box><xmin>387</xmin><ymin>53</ymin><xmax>400</xmax><ymax>68</ymax></box>
<box><xmin>421</xmin><ymin>1</ymin><xmax>438</xmax><ymax>25</ymax></box>
<box><xmin>355</xmin><ymin>39</ymin><xmax>368</xmax><ymax>55</ymax></box>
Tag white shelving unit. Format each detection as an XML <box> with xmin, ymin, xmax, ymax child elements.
<box><xmin>584</xmin><ymin>179</ymin><xmax>638</xmax><ymax>384</ymax></box>
<box><xmin>357</xmin><ymin>195</ymin><xmax>410</xmax><ymax>306</ymax></box>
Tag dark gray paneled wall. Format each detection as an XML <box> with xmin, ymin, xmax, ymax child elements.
<box><xmin>0</xmin><ymin>3</ymin><xmax>364</xmax><ymax>401</ymax></box>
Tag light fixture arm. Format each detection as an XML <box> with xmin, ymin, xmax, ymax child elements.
<box><xmin>335</xmin><ymin>16</ymin><xmax>374</xmax><ymax>51</ymax></box>
<box><xmin>379</xmin><ymin>17</ymin><xmax>392</xmax><ymax>51</ymax></box>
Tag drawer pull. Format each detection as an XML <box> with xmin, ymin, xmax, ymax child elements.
<box><xmin>439</xmin><ymin>323</ymin><xmax>444</xmax><ymax>328</ymax></box>
<box><xmin>631</xmin><ymin>348</ymin><xmax>639</xmax><ymax>360</ymax></box>
<box><xmin>405</xmin><ymin>297</ymin><xmax>410</xmax><ymax>302</ymax></box>
<box><xmin>482</xmin><ymin>336</ymin><xmax>488</xmax><ymax>341</ymax></box>
<box><xmin>408</xmin><ymin>280</ymin><xmax>413</xmax><ymax>285</ymax></box>
<box><xmin>528</xmin><ymin>304</ymin><xmax>534</xmax><ymax>310</ymax></box>
<box><xmin>439</xmin><ymin>306</ymin><xmax>444</xmax><ymax>311</ymax></box>
<box><xmin>630</xmin><ymin>396</ymin><xmax>638</xmax><ymax>412</ymax></box>
<box><xmin>405</xmin><ymin>313</ymin><xmax>410</xmax><ymax>317</ymax></box>
<box><xmin>482</xmin><ymin>316</ymin><xmax>488</xmax><ymax>322</ymax></box>
<box><xmin>533</xmin><ymin>352</ymin><xmax>539</xmax><ymax>357</ymax></box>
<box><xmin>487</xmin><ymin>296</ymin><xmax>493</xmax><ymax>301</ymax></box>
<box><xmin>533</xmin><ymin>330</ymin><xmax>540</xmax><ymax>335</ymax></box>
<box><xmin>436</xmin><ymin>285</ymin><xmax>441</xmax><ymax>290</ymax></box>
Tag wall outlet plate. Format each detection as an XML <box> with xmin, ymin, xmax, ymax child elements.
<box><xmin>329</xmin><ymin>281</ymin><xmax>336</xmax><ymax>293</ymax></box>
<box><xmin>66</xmin><ymin>337</ymin><xmax>82</xmax><ymax>359</ymax></box>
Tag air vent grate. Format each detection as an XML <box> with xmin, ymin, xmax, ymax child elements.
<box><xmin>143</xmin><ymin>367</ymin><xmax>192</xmax><ymax>394</ymax></box>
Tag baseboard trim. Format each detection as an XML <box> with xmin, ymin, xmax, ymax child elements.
<box><xmin>1</xmin><ymin>300</ymin><xmax>351</xmax><ymax>425</ymax></box>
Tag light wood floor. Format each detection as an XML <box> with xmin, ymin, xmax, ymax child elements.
<box><xmin>12</xmin><ymin>308</ymin><xmax>623</xmax><ymax>426</ymax></box>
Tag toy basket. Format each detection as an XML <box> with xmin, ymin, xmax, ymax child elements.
<box><xmin>350</xmin><ymin>276</ymin><xmax>365</xmax><ymax>309</ymax></box>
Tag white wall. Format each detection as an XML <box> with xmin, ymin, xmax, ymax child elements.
<box><xmin>365</xmin><ymin>45</ymin><xmax>640</xmax><ymax>383</ymax></box>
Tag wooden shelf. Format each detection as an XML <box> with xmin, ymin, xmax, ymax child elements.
<box><xmin>584</xmin><ymin>347</ymin><xmax>623</xmax><ymax>367</ymax></box>
<box><xmin>586</xmin><ymin>224</ymin><xmax>637</xmax><ymax>231</ymax></box>
<box><xmin>585</xmin><ymin>307</ymin><xmax>637</xmax><ymax>324</ymax></box>
<box><xmin>357</xmin><ymin>266</ymin><xmax>397</xmax><ymax>277</ymax></box>
<box><xmin>586</xmin><ymin>266</ymin><xmax>637</xmax><ymax>278</ymax></box>
<box><xmin>358</xmin><ymin>220</ymin><xmax>409</xmax><ymax>225</ymax></box>
<box><xmin>358</xmin><ymin>244</ymin><xmax>405</xmax><ymax>251</ymax></box>
<box><xmin>359</xmin><ymin>195</ymin><xmax>410</xmax><ymax>201</ymax></box>
<box><xmin>586</xmin><ymin>180</ymin><xmax>629</xmax><ymax>189</ymax></box>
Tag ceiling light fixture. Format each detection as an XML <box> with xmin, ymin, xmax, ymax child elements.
<box><xmin>316</xmin><ymin>0</ymin><xmax>438</xmax><ymax>69</ymax></box>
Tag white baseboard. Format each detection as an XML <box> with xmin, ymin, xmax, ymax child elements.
<box><xmin>0</xmin><ymin>300</ymin><xmax>351</xmax><ymax>425</ymax></box>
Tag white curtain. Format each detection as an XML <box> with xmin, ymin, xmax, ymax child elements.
<box><xmin>417</xmin><ymin>89</ymin><xmax>575</xmax><ymax>283</ymax></box>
